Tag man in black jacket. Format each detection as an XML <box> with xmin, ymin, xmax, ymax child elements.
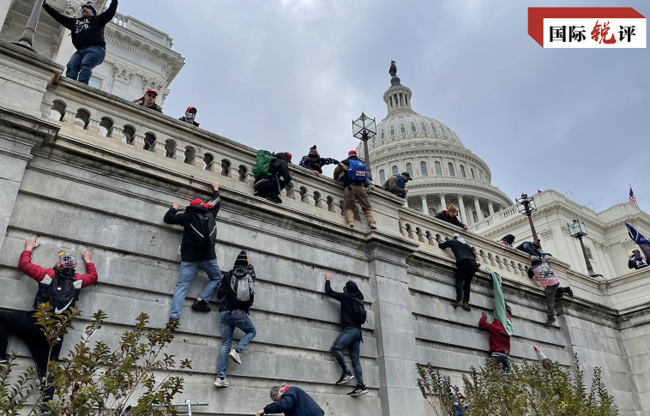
<box><xmin>325</xmin><ymin>273</ymin><xmax>368</xmax><ymax>397</ymax></box>
<box><xmin>435</xmin><ymin>204</ymin><xmax>468</xmax><ymax>230</ymax></box>
<box><xmin>179</xmin><ymin>106</ymin><xmax>200</xmax><ymax>126</ymax></box>
<box><xmin>43</xmin><ymin>0</ymin><xmax>118</xmax><ymax>85</ymax></box>
<box><xmin>253</xmin><ymin>152</ymin><xmax>292</xmax><ymax>204</ymax></box>
<box><xmin>439</xmin><ymin>233</ymin><xmax>480</xmax><ymax>311</ymax></box>
<box><xmin>213</xmin><ymin>251</ymin><xmax>256</xmax><ymax>388</ymax></box>
<box><xmin>164</xmin><ymin>181</ymin><xmax>222</xmax><ymax>322</ymax></box>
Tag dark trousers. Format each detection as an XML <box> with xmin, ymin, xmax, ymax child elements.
<box><xmin>66</xmin><ymin>45</ymin><xmax>106</xmax><ymax>85</ymax></box>
<box><xmin>492</xmin><ymin>353</ymin><xmax>510</xmax><ymax>372</ymax></box>
<box><xmin>254</xmin><ymin>177</ymin><xmax>287</xmax><ymax>198</ymax></box>
<box><xmin>330</xmin><ymin>326</ymin><xmax>364</xmax><ymax>385</ymax></box>
<box><xmin>544</xmin><ymin>283</ymin><xmax>569</xmax><ymax>319</ymax></box>
<box><xmin>454</xmin><ymin>259</ymin><xmax>478</xmax><ymax>302</ymax></box>
<box><xmin>0</xmin><ymin>310</ymin><xmax>61</xmax><ymax>403</ymax></box>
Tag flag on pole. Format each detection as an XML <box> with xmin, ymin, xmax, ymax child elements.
<box><xmin>625</xmin><ymin>222</ymin><xmax>650</xmax><ymax>260</ymax></box>
<box><xmin>629</xmin><ymin>187</ymin><xmax>638</xmax><ymax>205</ymax></box>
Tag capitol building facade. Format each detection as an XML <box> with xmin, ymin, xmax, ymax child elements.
<box><xmin>359</xmin><ymin>71</ymin><xmax>512</xmax><ymax>225</ymax></box>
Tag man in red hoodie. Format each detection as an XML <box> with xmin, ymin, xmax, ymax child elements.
<box><xmin>479</xmin><ymin>304</ymin><xmax>512</xmax><ymax>371</ymax></box>
<box><xmin>0</xmin><ymin>238</ymin><xmax>98</xmax><ymax>404</ymax></box>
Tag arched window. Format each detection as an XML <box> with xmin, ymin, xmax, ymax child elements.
<box><xmin>471</xmin><ymin>168</ymin><xmax>475</xmax><ymax>179</ymax></box>
<box><xmin>421</xmin><ymin>124</ymin><xmax>427</xmax><ymax>132</ymax></box>
<box><xmin>203</xmin><ymin>153</ymin><xmax>214</xmax><ymax>170</ymax></box>
<box><xmin>460</xmin><ymin>165</ymin><xmax>466</xmax><ymax>178</ymax></box>
<box><xmin>99</xmin><ymin>117</ymin><xmax>113</xmax><ymax>137</ymax></box>
<box><xmin>406</xmin><ymin>163</ymin><xmax>413</xmax><ymax>176</ymax></box>
<box><xmin>164</xmin><ymin>139</ymin><xmax>176</xmax><ymax>157</ymax></box>
<box><xmin>50</xmin><ymin>100</ymin><xmax>66</xmax><ymax>121</ymax></box>
<box><xmin>381</xmin><ymin>131</ymin><xmax>385</xmax><ymax>139</ymax></box>
<box><xmin>420</xmin><ymin>161</ymin><xmax>428</xmax><ymax>176</ymax></box>
<box><xmin>434</xmin><ymin>161</ymin><xmax>442</xmax><ymax>175</ymax></box>
<box><xmin>392</xmin><ymin>165</ymin><xmax>399</xmax><ymax>175</ymax></box>
<box><xmin>411</xmin><ymin>125</ymin><xmax>417</xmax><ymax>133</ymax></box>
<box><xmin>448</xmin><ymin>163</ymin><xmax>455</xmax><ymax>176</ymax></box>
<box><xmin>441</xmin><ymin>128</ymin><xmax>447</xmax><ymax>137</ymax></box>
<box><xmin>431</xmin><ymin>124</ymin><xmax>437</xmax><ymax>133</ymax></box>
<box><xmin>122</xmin><ymin>126</ymin><xmax>135</xmax><ymax>145</ymax></box>
<box><xmin>143</xmin><ymin>133</ymin><xmax>156</xmax><ymax>151</ymax></box>
<box><xmin>184</xmin><ymin>146</ymin><xmax>196</xmax><ymax>164</ymax></box>
<box><xmin>390</xmin><ymin>127</ymin><xmax>395</xmax><ymax>136</ymax></box>
<box><xmin>74</xmin><ymin>109</ymin><xmax>90</xmax><ymax>129</ymax></box>
<box><xmin>379</xmin><ymin>169</ymin><xmax>386</xmax><ymax>184</ymax></box>
<box><xmin>400</xmin><ymin>126</ymin><xmax>406</xmax><ymax>134</ymax></box>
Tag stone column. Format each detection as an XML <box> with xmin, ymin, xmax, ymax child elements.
<box><xmin>420</xmin><ymin>194</ymin><xmax>429</xmax><ymax>216</ymax></box>
<box><xmin>0</xmin><ymin>109</ymin><xmax>57</xmax><ymax>251</ymax></box>
<box><xmin>458</xmin><ymin>195</ymin><xmax>467</xmax><ymax>225</ymax></box>
<box><xmin>0</xmin><ymin>0</ymin><xmax>14</xmax><ymax>29</ymax></box>
<box><xmin>54</xmin><ymin>29</ymin><xmax>75</xmax><ymax>69</ymax></box>
<box><xmin>488</xmin><ymin>201</ymin><xmax>495</xmax><ymax>216</ymax></box>
<box><xmin>367</xmin><ymin>239</ymin><xmax>424</xmax><ymax>416</ymax></box>
<box><xmin>440</xmin><ymin>193</ymin><xmax>446</xmax><ymax>212</ymax></box>
<box><xmin>474</xmin><ymin>197</ymin><xmax>484</xmax><ymax>221</ymax></box>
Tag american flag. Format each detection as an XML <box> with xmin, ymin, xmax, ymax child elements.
<box><xmin>629</xmin><ymin>187</ymin><xmax>638</xmax><ymax>205</ymax></box>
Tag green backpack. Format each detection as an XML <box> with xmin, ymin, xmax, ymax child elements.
<box><xmin>252</xmin><ymin>150</ymin><xmax>276</xmax><ymax>178</ymax></box>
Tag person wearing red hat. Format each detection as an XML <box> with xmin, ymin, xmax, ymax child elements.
<box><xmin>43</xmin><ymin>0</ymin><xmax>118</xmax><ymax>85</ymax></box>
<box><xmin>134</xmin><ymin>89</ymin><xmax>163</xmax><ymax>113</ymax></box>
<box><xmin>333</xmin><ymin>150</ymin><xmax>377</xmax><ymax>229</ymax></box>
<box><xmin>164</xmin><ymin>181</ymin><xmax>223</xmax><ymax>323</ymax></box>
<box><xmin>180</xmin><ymin>107</ymin><xmax>200</xmax><ymax>127</ymax></box>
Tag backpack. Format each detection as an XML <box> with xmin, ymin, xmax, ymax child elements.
<box><xmin>186</xmin><ymin>211</ymin><xmax>217</xmax><ymax>247</ymax></box>
<box><xmin>40</xmin><ymin>270</ymin><xmax>81</xmax><ymax>314</ymax></box>
<box><xmin>230</xmin><ymin>270</ymin><xmax>255</xmax><ymax>303</ymax></box>
<box><xmin>350</xmin><ymin>296</ymin><xmax>367</xmax><ymax>326</ymax></box>
<box><xmin>346</xmin><ymin>159</ymin><xmax>367</xmax><ymax>182</ymax></box>
<box><xmin>252</xmin><ymin>150</ymin><xmax>276</xmax><ymax>178</ymax></box>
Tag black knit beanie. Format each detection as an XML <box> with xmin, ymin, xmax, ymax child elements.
<box><xmin>234</xmin><ymin>250</ymin><xmax>248</xmax><ymax>267</ymax></box>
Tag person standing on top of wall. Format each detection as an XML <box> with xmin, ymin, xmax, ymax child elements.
<box><xmin>213</xmin><ymin>251</ymin><xmax>256</xmax><ymax>388</ymax></box>
<box><xmin>435</xmin><ymin>204</ymin><xmax>468</xmax><ymax>230</ymax></box>
<box><xmin>134</xmin><ymin>89</ymin><xmax>163</xmax><ymax>113</ymax></box>
<box><xmin>179</xmin><ymin>106</ymin><xmax>200</xmax><ymax>126</ymax></box>
<box><xmin>324</xmin><ymin>273</ymin><xmax>368</xmax><ymax>397</ymax></box>
<box><xmin>438</xmin><ymin>233</ymin><xmax>480</xmax><ymax>311</ymax></box>
<box><xmin>381</xmin><ymin>171</ymin><xmax>411</xmax><ymax>199</ymax></box>
<box><xmin>333</xmin><ymin>150</ymin><xmax>377</xmax><ymax>229</ymax></box>
<box><xmin>164</xmin><ymin>181</ymin><xmax>222</xmax><ymax>324</ymax></box>
<box><xmin>253</xmin><ymin>151</ymin><xmax>293</xmax><ymax>204</ymax></box>
<box><xmin>43</xmin><ymin>0</ymin><xmax>118</xmax><ymax>85</ymax></box>
<box><xmin>0</xmin><ymin>239</ymin><xmax>98</xmax><ymax>406</ymax></box>
<box><xmin>299</xmin><ymin>145</ymin><xmax>339</xmax><ymax>175</ymax></box>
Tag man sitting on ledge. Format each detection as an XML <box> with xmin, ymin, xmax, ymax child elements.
<box><xmin>43</xmin><ymin>0</ymin><xmax>118</xmax><ymax>85</ymax></box>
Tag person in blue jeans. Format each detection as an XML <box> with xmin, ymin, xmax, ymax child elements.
<box><xmin>213</xmin><ymin>251</ymin><xmax>257</xmax><ymax>387</ymax></box>
<box><xmin>324</xmin><ymin>273</ymin><xmax>368</xmax><ymax>397</ymax></box>
<box><xmin>43</xmin><ymin>0</ymin><xmax>118</xmax><ymax>85</ymax></box>
<box><xmin>163</xmin><ymin>181</ymin><xmax>222</xmax><ymax>323</ymax></box>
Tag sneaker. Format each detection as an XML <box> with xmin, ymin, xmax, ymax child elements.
<box><xmin>336</xmin><ymin>372</ymin><xmax>354</xmax><ymax>385</ymax></box>
<box><xmin>348</xmin><ymin>385</ymin><xmax>368</xmax><ymax>397</ymax></box>
<box><xmin>213</xmin><ymin>377</ymin><xmax>229</xmax><ymax>388</ymax></box>
<box><xmin>229</xmin><ymin>349</ymin><xmax>242</xmax><ymax>365</ymax></box>
<box><xmin>461</xmin><ymin>302</ymin><xmax>471</xmax><ymax>311</ymax></box>
<box><xmin>0</xmin><ymin>358</ymin><xmax>7</xmax><ymax>365</ymax></box>
<box><xmin>545</xmin><ymin>316</ymin><xmax>557</xmax><ymax>327</ymax></box>
<box><xmin>565</xmin><ymin>287</ymin><xmax>574</xmax><ymax>297</ymax></box>
<box><xmin>349</xmin><ymin>222</ymin><xmax>355</xmax><ymax>228</ymax></box>
<box><xmin>368</xmin><ymin>222</ymin><xmax>377</xmax><ymax>230</ymax></box>
<box><xmin>191</xmin><ymin>298</ymin><xmax>211</xmax><ymax>312</ymax></box>
<box><xmin>451</xmin><ymin>301</ymin><xmax>463</xmax><ymax>308</ymax></box>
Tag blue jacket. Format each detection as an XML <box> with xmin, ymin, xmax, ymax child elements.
<box><xmin>263</xmin><ymin>387</ymin><xmax>324</xmax><ymax>416</ymax></box>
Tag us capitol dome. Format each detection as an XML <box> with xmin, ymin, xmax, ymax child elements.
<box><xmin>358</xmin><ymin>63</ymin><xmax>513</xmax><ymax>225</ymax></box>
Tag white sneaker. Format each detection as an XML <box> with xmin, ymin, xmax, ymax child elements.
<box><xmin>213</xmin><ymin>377</ymin><xmax>229</xmax><ymax>388</ymax></box>
<box><xmin>349</xmin><ymin>222</ymin><xmax>355</xmax><ymax>228</ymax></box>
<box><xmin>229</xmin><ymin>349</ymin><xmax>242</xmax><ymax>364</ymax></box>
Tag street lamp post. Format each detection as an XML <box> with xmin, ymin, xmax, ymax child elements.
<box><xmin>568</xmin><ymin>219</ymin><xmax>603</xmax><ymax>278</ymax></box>
<box><xmin>14</xmin><ymin>0</ymin><xmax>46</xmax><ymax>52</ymax></box>
<box><xmin>516</xmin><ymin>193</ymin><xmax>538</xmax><ymax>241</ymax></box>
<box><xmin>352</xmin><ymin>112</ymin><xmax>376</xmax><ymax>180</ymax></box>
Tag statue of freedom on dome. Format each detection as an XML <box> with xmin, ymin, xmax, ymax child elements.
<box><xmin>389</xmin><ymin>61</ymin><xmax>397</xmax><ymax>77</ymax></box>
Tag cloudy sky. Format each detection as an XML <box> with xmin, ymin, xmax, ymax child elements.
<box><xmin>117</xmin><ymin>0</ymin><xmax>649</xmax><ymax>212</ymax></box>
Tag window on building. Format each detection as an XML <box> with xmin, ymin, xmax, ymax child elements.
<box><xmin>434</xmin><ymin>161</ymin><xmax>442</xmax><ymax>175</ymax></box>
<box><xmin>88</xmin><ymin>76</ymin><xmax>103</xmax><ymax>90</ymax></box>
<box><xmin>460</xmin><ymin>165</ymin><xmax>466</xmax><ymax>178</ymax></box>
<box><xmin>406</xmin><ymin>163</ymin><xmax>413</xmax><ymax>176</ymax></box>
<box><xmin>392</xmin><ymin>165</ymin><xmax>398</xmax><ymax>175</ymax></box>
<box><xmin>471</xmin><ymin>168</ymin><xmax>475</xmax><ymax>179</ymax></box>
<box><xmin>422</xmin><ymin>124</ymin><xmax>428</xmax><ymax>132</ymax></box>
<box><xmin>431</xmin><ymin>124</ymin><xmax>437</xmax><ymax>133</ymax></box>
<box><xmin>448</xmin><ymin>163</ymin><xmax>455</xmax><ymax>176</ymax></box>
<box><xmin>411</xmin><ymin>125</ymin><xmax>417</xmax><ymax>133</ymax></box>
<box><xmin>400</xmin><ymin>126</ymin><xmax>406</xmax><ymax>134</ymax></box>
<box><xmin>441</xmin><ymin>128</ymin><xmax>447</xmax><ymax>137</ymax></box>
<box><xmin>381</xmin><ymin>131</ymin><xmax>385</xmax><ymax>139</ymax></box>
<box><xmin>420</xmin><ymin>161</ymin><xmax>428</xmax><ymax>176</ymax></box>
<box><xmin>380</xmin><ymin>169</ymin><xmax>386</xmax><ymax>184</ymax></box>
<box><xmin>390</xmin><ymin>127</ymin><xmax>395</xmax><ymax>136</ymax></box>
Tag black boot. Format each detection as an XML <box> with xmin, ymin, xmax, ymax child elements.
<box><xmin>191</xmin><ymin>299</ymin><xmax>211</xmax><ymax>312</ymax></box>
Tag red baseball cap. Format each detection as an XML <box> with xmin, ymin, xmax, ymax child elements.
<box><xmin>348</xmin><ymin>150</ymin><xmax>357</xmax><ymax>156</ymax></box>
<box><xmin>186</xmin><ymin>106</ymin><xmax>197</xmax><ymax>113</ymax></box>
<box><xmin>189</xmin><ymin>199</ymin><xmax>202</xmax><ymax>206</ymax></box>
<box><xmin>285</xmin><ymin>152</ymin><xmax>292</xmax><ymax>162</ymax></box>
<box><xmin>146</xmin><ymin>88</ymin><xmax>158</xmax><ymax>97</ymax></box>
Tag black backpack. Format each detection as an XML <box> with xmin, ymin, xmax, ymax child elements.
<box><xmin>37</xmin><ymin>269</ymin><xmax>81</xmax><ymax>314</ymax></box>
<box><xmin>186</xmin><ymin>211</ymin><xmax>217</xmax><ymax>247</ymax></box>
<box><xmin>350</xmin><ymin>296</ymin><xmax>367</xmax><ymax>326</ymax></box>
